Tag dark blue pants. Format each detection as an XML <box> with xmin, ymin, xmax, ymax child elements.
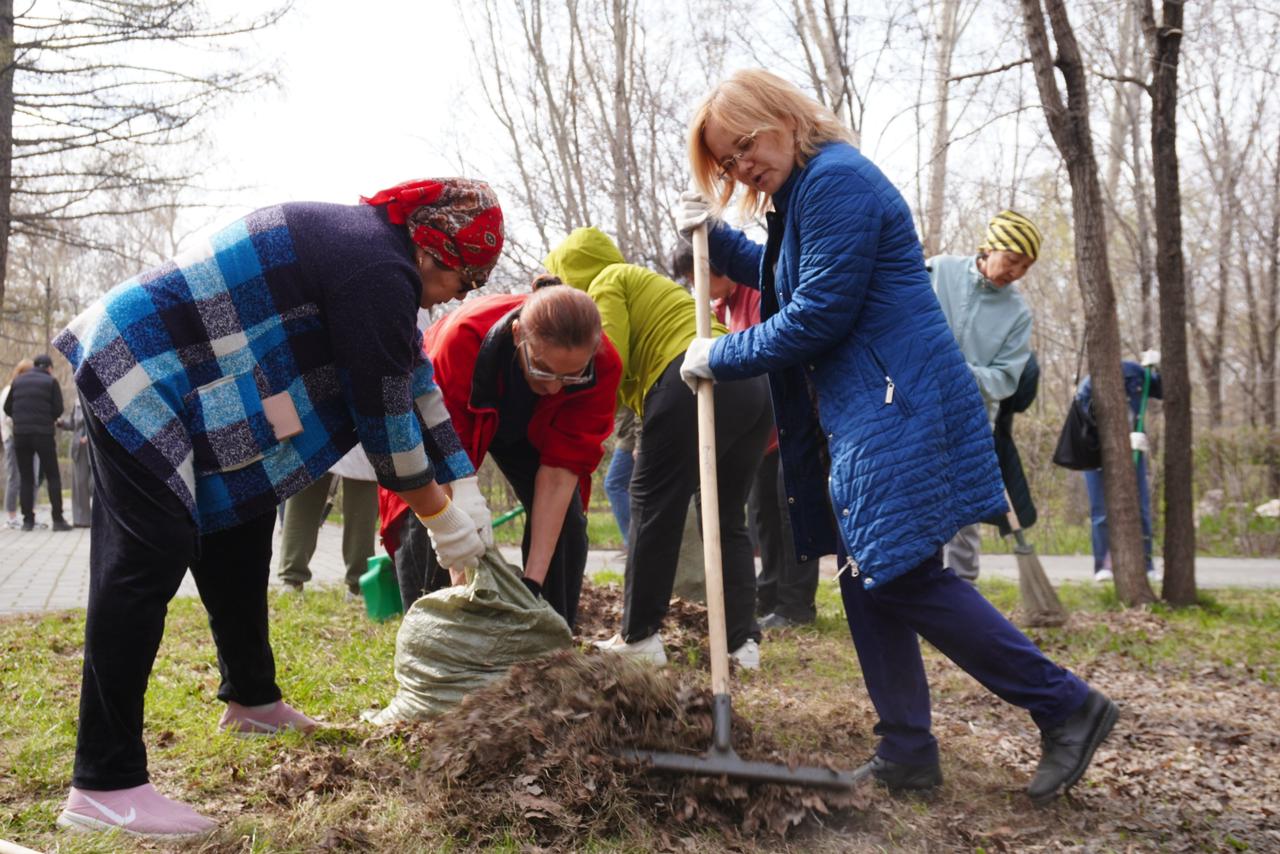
<box><xmin>839</xmin><ymin>550</ymin><xmax>1088</xmax><ymax>766</ymax></box>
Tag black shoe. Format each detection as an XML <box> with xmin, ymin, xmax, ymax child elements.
<box><xmin>20</xmin><ymin>520</ymin><xmax>34</xmax><ymax>532</ymax></box>
<box><xmin>1027</xmin><ymin>688</ymin><xmax>1119</xmax><ymax>804</ymax></box>
<box><xmin>858</xmin><ymin>754</ymin><xmax>943</xmax><ymax>793</ymax></box>
<box><xmin>51</xmin><ymin>519</ymin><xmax>73</xmax><ymax>532</ymax></box>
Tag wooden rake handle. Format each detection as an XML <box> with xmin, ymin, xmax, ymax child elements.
<box><xmin>692</xmin><ymin>224</ymin><xmax>731</xmax><ymax>697</ymax></box>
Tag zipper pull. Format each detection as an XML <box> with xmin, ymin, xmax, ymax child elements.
<box><xmin>835</xmin><ymin>555</ymin><xmax>859</xmax><ymax>579</ymax></box>
<box><xmin>884</xmin><ymin>377</ymin><xmax>895</xmax><ymax>405</ymax></box>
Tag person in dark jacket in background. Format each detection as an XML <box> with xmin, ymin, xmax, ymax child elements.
<box><xmin>3</xmin><ymin>353</ymin><xmax>71</xmax><ymax>531</ymax></box>
<box><xmin>1077</xmin><ymin>355</ymin><xmax>1163</xmax><ymax>582</ymax></box>
<box><xmin>679</xmin><ymin>68</ymin><xmax>1116</xmax><ymax>805</ymax></box>
<box><xmin>50</xmin><ymin>177</ymin><xmax>502</xmax><ymax>838</ymax></box>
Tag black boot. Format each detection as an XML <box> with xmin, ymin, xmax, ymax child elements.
<box><xmin>51</xmin><ymin>518</ymin><xmax>73</xmax><ymax>532</ymax></box>
<box><xmin>858</xmin><ymin>754</ymin><xmax>942</xmax><ymax>793</ymax></box>
<box><xmin>1027</xmin><ymin>688</ymin><xmax>1119</xmax><ymax>804</ymax></box>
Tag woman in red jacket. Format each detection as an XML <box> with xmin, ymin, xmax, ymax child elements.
<box><xmin>381</xmin><ymin>282</ymin><xmax>621</xmax><ymax>628</ymax></box>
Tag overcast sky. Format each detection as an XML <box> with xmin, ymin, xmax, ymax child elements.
<box><xmin>203</xmin><ymin>1</ymin><xmax>481</xmax><ymax>223</ymax></box>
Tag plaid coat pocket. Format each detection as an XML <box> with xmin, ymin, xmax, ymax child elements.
<box><xmin>185</xmin><ymin>372</ymin><xmax>280</xmax><ymax>474</ymax></box>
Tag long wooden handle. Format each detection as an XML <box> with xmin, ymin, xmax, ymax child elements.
<box><xmin>692</xmin><ymin>224</ymin><xmax>730</xmax><ymax>696</ymax></box>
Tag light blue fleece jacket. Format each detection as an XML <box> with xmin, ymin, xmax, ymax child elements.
<box><xmin>927</xmin><ymin>254</ymin><xmax>1032</xmax><ymax>422</ymax></box>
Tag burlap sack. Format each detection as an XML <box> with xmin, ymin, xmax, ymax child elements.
<box><xmin>366</xmin><ymin>547</ymin><xmax>573</xmax><ymax>723</ymax></box>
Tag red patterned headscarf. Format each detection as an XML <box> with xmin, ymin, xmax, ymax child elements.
<box><xmin>361</xmin><ymin>178</ymin><xmax>505</xmax><ymax>288</ymax></box>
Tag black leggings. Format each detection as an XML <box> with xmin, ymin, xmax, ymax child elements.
<box><xmin>14</xmin><ymin>432</ymin><xmax>63</xmax><ymax>523</ymax></box>
<box><xmin>73</xmin><ymin>403</ymin><xmax>280</xmax><ymax>790</ymax></box>
<box><xmin>622</xmin><ymin>357</ymin><xmax>771</xmax><ymax>651</ymax></box>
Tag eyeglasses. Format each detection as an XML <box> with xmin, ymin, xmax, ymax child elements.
<box><xmin>520</xmin><ymin>339</ymin><xmax>594</xmax><ymax>386</ymax></box>
<box><xmin>717</xmin><ymin>130</ymin><xmax>760</xmax><ymax>181</ymax></box>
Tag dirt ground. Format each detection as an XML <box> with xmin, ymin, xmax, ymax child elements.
<box><xmin>228</xmin><ymin>591</ymin><xmax>1280</xmax><ymax>852</ymax></box>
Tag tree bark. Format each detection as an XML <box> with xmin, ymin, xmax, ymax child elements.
<box><xmin>0</xmin><ymin>0</ymin><xmax>13</xmax><ymax>315</ymax></box>
<box><xmin>922</xmin><ymin>0</ymin><xmax>960</xmax><ymax>257</ymax></box>
<box><xmin>1020</xmin><ymin>0</ymin><xmax>1153</xmax><ymax>606</ymax></box>
<box><xmin>1138</xmin><ymin>0</ymin><xmax>1195</xmax><ymax>605</ymax></box>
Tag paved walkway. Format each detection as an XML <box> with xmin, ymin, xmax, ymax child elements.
<box><xmin>1</xmin><ymin>508</ymin><xmax>1276</xmax><ymax>617</ymax></box>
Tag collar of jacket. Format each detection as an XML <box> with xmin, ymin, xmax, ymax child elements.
<box><xmin>467</xmin><ymin>306</ymin><xmax>599</xmax><ymax>412</ymax></box>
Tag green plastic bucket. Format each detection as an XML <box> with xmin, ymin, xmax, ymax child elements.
<box><xmin>359</xmin><ymin>555</ymin><xmax>403</xmax><ymax>622</ymax></box>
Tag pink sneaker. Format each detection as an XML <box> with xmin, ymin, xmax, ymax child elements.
<box><xmin>57</xmin><ymin>782</ymin><xmax>217</xmax><ymax>837</ymax></box>
<box><xmin>218</xmin><ymin>700</ymin><xmax>319</xmax><ymax>736</ymax></box>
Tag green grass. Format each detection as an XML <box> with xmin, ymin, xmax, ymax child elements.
<box><xmin>492</xmin><ymin>507</ymin><xmax>625</xmax><ymax>549</ymax></box>
<box><xmin>4</xmin><ymin>582</ymin><xmax>1279</xmax><ymax>851</ymax></box>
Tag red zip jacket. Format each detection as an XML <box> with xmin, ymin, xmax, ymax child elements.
<box><xmin>379</xmin><ymin>292</ymin><xmax>622</xmax><ymax>551</ymax></box>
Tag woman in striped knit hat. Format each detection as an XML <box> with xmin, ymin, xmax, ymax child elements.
<box><xmin>926</xmin><ymin>209</ymin><xmax>1043</xmax><ymax>583</ymax></box>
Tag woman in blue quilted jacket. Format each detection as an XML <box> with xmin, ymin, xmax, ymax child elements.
<box><xmin>678</xmin><ymin>69</ymin><xmax>1117</xmax><ymax>805</ymax></box>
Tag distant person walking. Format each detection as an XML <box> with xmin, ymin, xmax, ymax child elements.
<box><xmin>3</xmin><ymin>353</ymin><xmax>71</xmax><ymax>532</ymax></box>
<box><xmin>3</xmin><ymin>359</ymin><xmax>38</xmax><ymax>528</ymax></box>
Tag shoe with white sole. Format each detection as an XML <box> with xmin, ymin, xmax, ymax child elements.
<box><xmin>730</xmin><ymin>638</ymin><xmax>761</xmax><ymax>671</ymax></box>
<box><xmin>1093</xmin><ymin>568</ymin><xmax>1113</xmax><ymax>583</ymax></box>
<box><xmin>218</xmin><ymin>700</ymin><xmax>319</xmax><ymax>736</ymax></box>
<box><xmin>593</xmin><ymin>632</ymin><xmax>667</xmax><ymax>666</ymax></box>
<box><xmin>58</xmin><ymin>783</ymin><xmax>217</xmax><ymax>838</ymax></box>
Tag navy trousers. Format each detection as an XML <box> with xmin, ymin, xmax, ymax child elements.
<box><xmin>839</xmin><ymin>550</ymin><xmax>1089</xmax><ymax>766</ymax></box>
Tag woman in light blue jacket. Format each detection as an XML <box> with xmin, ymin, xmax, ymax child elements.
<box><xmin>678</xmin><ymin>68</ymin><xmax>1116</xmax><ymax>805</ymax></box>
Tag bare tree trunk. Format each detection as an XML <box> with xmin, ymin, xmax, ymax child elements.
<box><xmin>1137</xmin><ymin>0</ymin><xmax>1195</xmax><ymax>605</ymax></box>
<box><xmin>0</xmin><ymin>0</ymin><xmax>13</xmax><ymax>316</ymax></box>
<box><xmin>1127</xmin><ymin>84</ymin><xmax>1156</xmax><ymax>349</ymax></box>
<box><xmin>610</xmin><ymin>0</ymin><xmax>631</xmax><ymax>254</ymax></box>
<box><xmin>1020</xmin><ymin>0</ymin><xmax>1153</xmax><ymax>606</ymax></box>
<box><xmin>1265</xmin><ymin>128</ymin><xmax>1280</xmax><ymax>494</ymax></box>
<box><xmin>922</xmin><ymin>0</ymin><xmax>960</xmax><ymax>257</ymax></box>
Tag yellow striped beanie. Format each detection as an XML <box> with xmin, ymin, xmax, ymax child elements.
<box><xmin>979</xmin><ymin>210</ymin><xmax>1042</xmax><ymax>261</ymax></box>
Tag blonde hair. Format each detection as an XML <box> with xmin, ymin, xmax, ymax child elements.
<box><xmin>688</xmin><ymin>69</ymin><xmax>856</xmax><ymax>218</ymax></box>
<box><xmin>7</xmin><ymin>358</ymin><xmax>34</xmax><ymax>387</ymax></box>
<box><xmin>520</xmin><ymin>286</ymin><xmax>601</xmax><ymax>352</ymax></box>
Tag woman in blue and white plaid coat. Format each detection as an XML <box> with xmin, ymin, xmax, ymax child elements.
<box><xmin>51</xmin><ymin>178</ymin><xmax>505</xmax><ymax>838</ymax></box>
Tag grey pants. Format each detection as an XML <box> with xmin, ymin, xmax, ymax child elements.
<box><xmin>277</xmin><ymin>475</ymin><xmax>379</xmax><ymax>592</ymax></box>
<box><xmin>69</xmin><ymin>441</ymin><xmax>92</xmax><ymax>526</ymax></box>
<box><xmin>944</xmin><ymin>523</ymin><xmax>982</xmax><ymax>583</ymax></box>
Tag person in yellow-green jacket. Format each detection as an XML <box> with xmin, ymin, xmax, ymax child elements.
<box><xmin>544</xmin><ymin>227</ymin><xmax>770</xmax><ymax>669</ymax></box>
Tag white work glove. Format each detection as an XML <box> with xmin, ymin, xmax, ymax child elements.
<box><xmin>676</xmin><ymin>188</ymin><xmax>712</xmax><ymax>239</ymax></box>
<box><xmin>1130</xmin><ymin>431</ymin><xmax>1151</xmax><ymax>454</ymax></box>
<box><xmin>418</xmin><ymin>498</ymin><xmax>486</xmax><ymax>571</ymax></box>
<box><xmin>680</xmin><ymin>337</ymin><xmax>717</xmax><ymax>394</ymax></box>
<box><xmin>448</xmin><ymin>475</ymin><xmax>494</xmax><ymax>547</ymax></box>
<box><xmin>1140</xmin><ymin>349</ymin><xmax>1161</xmax><ymax>368</ymax></box>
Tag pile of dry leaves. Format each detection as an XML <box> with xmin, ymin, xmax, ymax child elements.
<box><xmin>393</xmin><ymin>649</ymin><xmax>865</xmax><ymax>846</ymax></box>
